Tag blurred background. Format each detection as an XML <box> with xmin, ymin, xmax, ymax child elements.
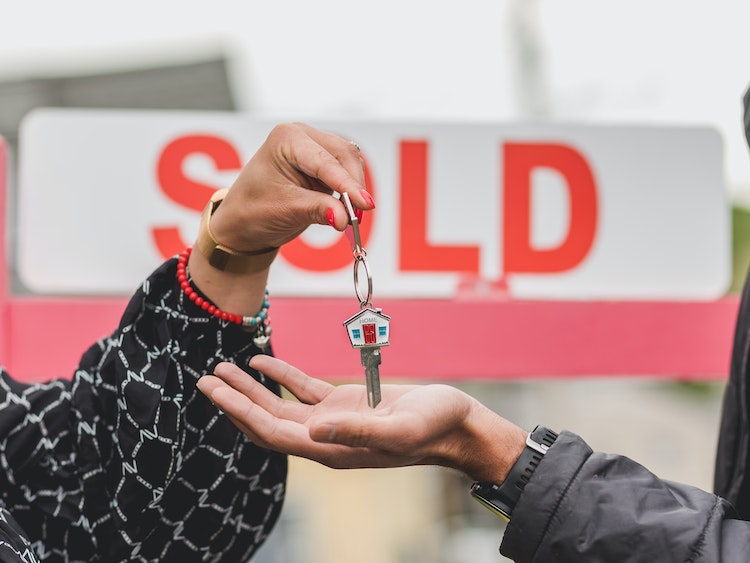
<box><xmin>1</xmin><ymin>1</ymin><xmax>749</xmax><ymax>561</ymax></box>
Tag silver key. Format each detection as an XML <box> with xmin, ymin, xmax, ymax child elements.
<box><xmin>344</xmin><ymin>306</ymin><xmax>391</xmax><ymax>408</ymax></box>
<box><xmin>360</xmin><ymin>347</ymin><xmax>382</xmax><ymax>408</ymax></box>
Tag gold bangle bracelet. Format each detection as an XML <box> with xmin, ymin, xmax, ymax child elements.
<box><xmin>195</xmin><ymin>188</ymin><xmax>279</xmax><ymax>274</ymax></box>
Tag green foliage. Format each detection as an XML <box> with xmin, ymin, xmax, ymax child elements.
<box><xmin>732</xmin><ymin>205</ymin><xmax>750</xmax><ymax>293</ymax></box>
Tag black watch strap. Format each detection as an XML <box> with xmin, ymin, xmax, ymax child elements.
<box><xmin>470</xmin><ymin>425</ymin><xmax>558</xmax><ymax>521</ymax></box>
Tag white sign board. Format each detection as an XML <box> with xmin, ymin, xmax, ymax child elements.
<box><xmin>17</xmin><ymin>108</ymin><xmax>729</xmax><ymax>300</ymax></box>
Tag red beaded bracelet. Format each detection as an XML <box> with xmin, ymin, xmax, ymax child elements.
<box><xmin>176</xmin><ymin>247</ymin><xmax>270</xmax><ymax>330</ymax></box>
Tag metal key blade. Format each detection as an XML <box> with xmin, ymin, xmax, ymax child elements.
<box><xmin>360</xmin><ymin>347</ymin><xmax>382</xmax><ymax>408</ymax></box>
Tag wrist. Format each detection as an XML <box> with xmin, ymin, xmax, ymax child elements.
<box><xmin>470</xmin><ymin>426</ymin><xmax>559</xmax><ymax>521</ymax></box>
<box><xmin>187</xmin><ymin>245</ymin><xmax>270</xmax><ymax>318</ymax></box>
<box><xmin>452</xmin><ymin>400</ymin><xmax>527</xmax><ymax>484</ymax></box>
<box><xmin>196</xmin><ymin>188</ymin><xmax>279</xmax><ymax>274</ymax></box>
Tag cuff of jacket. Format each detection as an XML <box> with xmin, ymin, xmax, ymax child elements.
<box><xmin>500</xmin><ymin>431</ymin><xmax>592</xmax><ymax>562</ymax></box>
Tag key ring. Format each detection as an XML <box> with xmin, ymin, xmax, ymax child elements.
<box><xmin>342</xmin><ymin>193</ymin><xmax>373</xmax><ymax>308</ymax></box>
<box><xmin>353</xmin><ymin>253</ymin><xmax>373</xmax><ymax>308</ymax></box>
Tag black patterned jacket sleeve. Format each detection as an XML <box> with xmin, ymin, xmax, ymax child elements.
<box><xmin>0</xmin><ymin>258</ymin><xmax>287</xmax><ymax>562</ymax></box>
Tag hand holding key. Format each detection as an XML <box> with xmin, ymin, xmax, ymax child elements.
<box><xmin>341</xmin><ymin>193</ymin><xmax>390</xmax><ymax>408</ymax></box>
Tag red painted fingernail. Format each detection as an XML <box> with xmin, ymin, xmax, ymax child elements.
<box><xmin>326</xmin><ymin>208</ymin><xmax>336</xmax><ymax>227</ymax></box>
<box><xmin>360</xmin><ymin>189</ymin><xmax>375</xmax><ymax>208</ymax></box>
<box><xmin>354</xmin><ymin>208</ymin><xmax>364</xmax><ymax>224</ymax></box>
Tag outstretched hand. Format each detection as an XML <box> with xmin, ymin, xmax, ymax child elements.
<box><xmin>197</xmin><ymin>356</ymin><xmax>526</xmax><ymax>483</ymax></box>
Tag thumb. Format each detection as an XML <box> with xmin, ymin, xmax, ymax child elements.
<box><xmin>306</xmin><ymin>191</ymin><xmax>366</xmax><ymax>231</ymax></box>
<box><xmin>284</xmin><ymin>188</ymin><xmax>348</xmax><ymax>231</ymax></box>
<box><xmin>309</xmin><ymin>413</ymin><xmax>374</xmax><ymax>448</ymax></box>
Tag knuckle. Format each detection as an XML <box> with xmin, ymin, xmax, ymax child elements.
<box><xmin>268</xmin><ymin>122</ymin><xmax>297</xmax><ymax>144</ymax></box>
<box><xmin>348</xmin><ymin>426</ymin><xmax>369</xmax><ymax>448</ymax></box>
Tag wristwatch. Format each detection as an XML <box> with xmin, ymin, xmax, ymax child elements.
<box><xmin>470</xmin><ymin>425</ymin><xmax>558</xmax><ymax>521</ymax></box>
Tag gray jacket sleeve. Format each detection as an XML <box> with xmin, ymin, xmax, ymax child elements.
<box><xmin>501</xmin><ymin>432</ymin><xmax>749</xmax><ymax>562</ymax></box>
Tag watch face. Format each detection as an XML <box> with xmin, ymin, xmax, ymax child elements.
<box><xmin>470</xmin><ymin>484</ymin><xmax>511</xmax><ymax>522</ymax></box>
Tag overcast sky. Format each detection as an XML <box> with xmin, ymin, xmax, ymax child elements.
<box><xmin>2</xmin><ymin>0</ymin><xmax>750</xmax><ymax>199</ymax></box>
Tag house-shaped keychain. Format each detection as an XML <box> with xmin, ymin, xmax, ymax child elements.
<box><xmin>343</xmin><ymin>307</ymin><xmax>391</xmax><ymax>349</ymax></box>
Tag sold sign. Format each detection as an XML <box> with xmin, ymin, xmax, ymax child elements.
<box><xmin>16</xmin><ymin>109</ymin><xmax>728</xmax><ymax>301</ymax></box>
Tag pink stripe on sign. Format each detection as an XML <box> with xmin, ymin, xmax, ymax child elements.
<box><xmin>1</xmin><ymin>296</ymin><xmax>740</xmax><ymax>383</ymax></box>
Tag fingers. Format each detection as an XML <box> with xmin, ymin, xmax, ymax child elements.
<box><xmin>206</xmin><ymin>361</ymin><xmax>306</xmax><ymax>423</ymax></box>
<box><xmin>293</xmin><ymin>122</ymin><xmax>367</xmax><ymax>197</ymax></box>
<box><xmin>200</xmin><ymin>377</ymin><xmax>316</xmax><ymax>454</ymax></box>
<box><xmin>270</xmin><ymin>123</ymin><xmax>375</xmax><ymax>230</ymax></box>
<box><xmin>197</xmin><ymin>373</ymin><xmax>365</xmax><ymax>466</ymax></box>
<box><xmin>248</xmin><ymin>355</ymin><xmax>335</xmax><ymax>405</ymax></box>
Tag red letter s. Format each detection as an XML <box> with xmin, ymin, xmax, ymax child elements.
<box><xmin>152</xmin><ymin>135</ymin><xmax>243</xmax><ymax>259</ymax></box>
